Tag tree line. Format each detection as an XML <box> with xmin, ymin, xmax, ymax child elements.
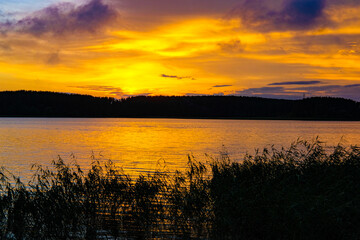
<box><xmin>1</xmin><ymin>90</ymin><xmax>360</xmax><ymax>120</ymax></box>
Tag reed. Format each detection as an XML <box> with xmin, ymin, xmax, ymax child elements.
<box><xmin>1</xmin><ymin>139</ymin><xmax>360</xmax><ymax>239</ymax></box>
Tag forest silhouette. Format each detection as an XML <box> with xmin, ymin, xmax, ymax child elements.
<box><xmin>1</xmin><ymin>90</ymin><xmax>359</xmax><ymax>120</ymax></box>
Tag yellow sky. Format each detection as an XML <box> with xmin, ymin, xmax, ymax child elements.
<box><xmin>1</xmin><ymin>0</ymin><xmax>360</xmax><ymax>100</ymax></box>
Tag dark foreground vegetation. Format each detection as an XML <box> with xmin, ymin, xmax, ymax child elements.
<box><xmin>1</xmin><ymin>140</ymin><xmax>360</xmax><ymax>239</ymax></box>
<box><xmin>1</xmin><ymin>90</ymin><xmax>360</xmax><ymax>120</ymax></box>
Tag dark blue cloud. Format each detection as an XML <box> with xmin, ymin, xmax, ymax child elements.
<box><xmin>231</xmin><ymin>0</ymin><xmax>328</xmax><ymax>31</ymax></box>
<box><xmin>281</xmin><ymin>0</ymin><xmax>325</xmax><ymax>28</ymax></box>
<box><xmin>269</xmin><ymin>81</ymin><xmax>323</xmax><ymax>85</ymax></box>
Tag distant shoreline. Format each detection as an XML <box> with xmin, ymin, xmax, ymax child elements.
<box><xmin>1</xmin><ymin>116</ymin><xmax>360</xmax><ymax>121</ymax></box>
<box><xmin>1</xmin><ymin>90</ymin><xmax>360</xmax><ymax>121</ymax></box>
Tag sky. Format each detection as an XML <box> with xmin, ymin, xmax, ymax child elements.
<box><xmin>0</xmin><ymin>0</ymin><xmax>360</xmax><ymax>100</ymax></box>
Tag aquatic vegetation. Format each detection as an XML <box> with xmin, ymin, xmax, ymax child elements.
<box><xmin>1</xmin><ymin>140</ymin><xmax>360</xmax><ymax>239</ymax></box>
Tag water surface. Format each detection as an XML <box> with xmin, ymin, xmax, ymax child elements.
<box><xmin>1</xmin><ymin>118</ymin><xmax>359</xmax><ymax>181</ymax></box>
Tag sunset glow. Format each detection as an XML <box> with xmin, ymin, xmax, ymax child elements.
<box><xmin>1</xmin><ymin>0</ymin><xmax>360</xmax><ymax>100</ymax></box>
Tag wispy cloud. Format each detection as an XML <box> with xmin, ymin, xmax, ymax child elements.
<box><xmin>346</xmin><ymin>84</ymin><xmax>360</xmax><ymax>88</ymax></box>
<box><xmin>218</xmin><ymin>39</ymin><xmax>244</xmax><ymax>53</ymax></box>
<box><xmin>161</xmin><ymin>74</ymin><xmax>195</xmax><ymax>80</ymax></box>
<box><xmin>46</xmin><ymin>52</ymin><xmax>60</xmax><ymax>65</ymax></box>
<box><xmin>213</xmin><ymin>85</ymin><xmax>232</xmax><ymax>88</ymax></box>
<box><xmin>185</xmin><ymin>93</ymin><xmax>208</xmax><ymax>96</ymax></box>
<box><xmin>71</xmin><ymin>85</ymin><xmax>153</xmax><ymax>98</ymax></box>
<box><xmin>236</xmin><ymin>83</ymin><xmax>360</xmax><ymax>101</ymax></box>
<box><xmin>122</xmin><ymin>93</ymin><xmax>152</xmax><ymax>98</ymax></box>
<box><xmin>72</xmin><ymin>85</ymin><xmax>124</xmax><ymax>94</ymax></box>
<box><xmin>269</xmin><ymin>81</ymin><xmax>323</xmax><ymax>86</ymax></box>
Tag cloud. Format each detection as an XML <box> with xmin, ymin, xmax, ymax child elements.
<box><xmin>161</xmin><ymin>74</ymin><xmax>195</xmax><ymax>80</ymax></box>
<box><xmin>46</xmin><ymin>52</ymin><xmax>60</xmax><ymax>65</ymax></box>
<box><xmin>230</xmin><ymin>0</ymin><xmax>329</xmax><ymax>31</ymax></box>
<box><xmin>269</xmin><ymin>81</ymin><xmax>323</xmax><ymax>85</ymax></box>
<box><xmin>72</xmin><ymin>85</ymin><xmax>124</xmax><ymax>93</ymax></box>
<box><xmin>0</xmin><ymin>10</ymin><xmax>16</xmax><ymax>22</ymax></box>
<box><xmin>235</xmin><ymin>86</ymin><xmax>310</xmax><ymax>99</ymax></box>
<box><xmin>122</xmin><ymin>93</ymin><xmax>152</xmax><ymax>98</ymax></box>
<box><xmin>2</xmin><ymin>0</ymin><xmax>118</xmax><ymax>36</ymax></box>
<box><xmin>72</xmin><ymin>85</ymin><xmax>126</xmax><ymax>98</ymax></box>
<box><xmin>71</xmin><ymin>85</ymin><xmax>154</xmax><ymax>98</ymax></box>
<box><xmin>213</xmin><ymin>85</ymin><xmax>232</xmax><ymax>88</ymax></box>
<box><xmin>286</xmin><ymin>34</ymin><xmax>360</xmax><ymax>55</ymax></box>
<box><xmin>235</xmin><ymin>83</ymin><xmax>360</xmax><ymax>101</ymax></box>
<box><xmin>0</xmin><ymin>42</ymin><xmax>11</xmax><ymax>51</ymax></box>
<box><xmin>117</xmin><ymin>0</ymin><xmax>240</xmax><ymax>17</ymax></box>
<box><xmin>218</xmin><ymin>39</ymin><xmax>244</xmax><ymax>53</ymax></box>
<box><xmin>0</xmin><ymin>10</ymin><xmax>5</xmax><ymax>21</ymax></box>
<box><xmin>282</xmin><ymin>0</ymin><xmax>326</xmax><ymax>27</ymax></box>
<box><xmin>346</xmin><ymin>84</ymin><xmax>360</xmax><ymax>88</ymax></box>
<box><xmin>185</xmin><ymin>93</ymin><xmax>209</xmax><ymax>96</ymax></box>
<box><xmin>239</xmin><ymin>86</ymin><xmax>285</xmax><ymax>93</ymax></box>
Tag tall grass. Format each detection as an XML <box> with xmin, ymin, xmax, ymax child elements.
<box><xmin>1</xmin><ymin>139</ymin><xmax>360</xmax><ymax>239</ymax></box>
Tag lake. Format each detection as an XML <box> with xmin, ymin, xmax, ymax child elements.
<box><xmin>1</xmin><ymin>118</ymin><xmax>359</xmax><ymax>181</ymax></box>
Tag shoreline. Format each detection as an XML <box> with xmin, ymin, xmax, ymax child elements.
<box><xmin>1</xmin><ymin>116</ymin><xmax>360</xmax><ymax>121</ymax></box>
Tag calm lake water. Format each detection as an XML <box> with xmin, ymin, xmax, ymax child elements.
<box><xmin>1</xmin><ymin>118</ymin><xmax>359</xmax><ymax>181</ymax></box>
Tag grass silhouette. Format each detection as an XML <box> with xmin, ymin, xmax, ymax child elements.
<box><xmin>1</xmin><ymin>139</ymin><xmax>360</xmax><ymax>239</ymax></box>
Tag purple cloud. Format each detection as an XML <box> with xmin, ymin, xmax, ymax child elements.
<box><xmin>235</xmin><ymin>84</ymin><xmax>360</xmax><ymax>101</ymax></box>
<box><xmin>185</xmin><ymin>93</ymin><xmax>209</xmax><ymax>96</ymax></box>
<box><xmin>346</xmin><ymin>84</ymin><xmax>360</xmax><ymax>88</ymax></box>
<box><xmin>269</xmin><ymin>81</ymin><xmax>323</xmax><ymax>85</ymax></box>
<box><xmin>2</xmin><ymin>0</ymin><xmax>118</xmax><ymax>36</ymax></box>
<box><xmin>71</xmin><ymin>85</ymin><xmax>153</xmax><ymax>98</ymax></box>
<box><xmin>213</xmin><ymin>85</ymin><xmax>232</xmax><ymax>88</ymax></box>
<box><xmin>122</xmin><ymin>93</ymin><xmax>152</xmax><ymax>98</ymax></box>
<box><xmin>71</xmin><ymin>85</ymin><xmax>124</xmax><ymax>93</ymax></box>
<box><xmin>118</xmin><ymin>0</ymin><xmax>240</xmax><ymax>16</ymax></box>
<box><xmin>161</xmin><ymin>74</ymin><xmax>195</xmax><ymax>80</ymax></box>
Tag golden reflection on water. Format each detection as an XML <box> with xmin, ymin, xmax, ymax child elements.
<box><xmin>1</xmin><ymin>118</ymin><xmax>360</xmax><ymax>181</ymax></box>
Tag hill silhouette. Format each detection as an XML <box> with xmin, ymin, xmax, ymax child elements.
<box><xmin>0</xmin><ymin>90</ymin><xmax>360</xmax><ymax>120</ymax></box>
